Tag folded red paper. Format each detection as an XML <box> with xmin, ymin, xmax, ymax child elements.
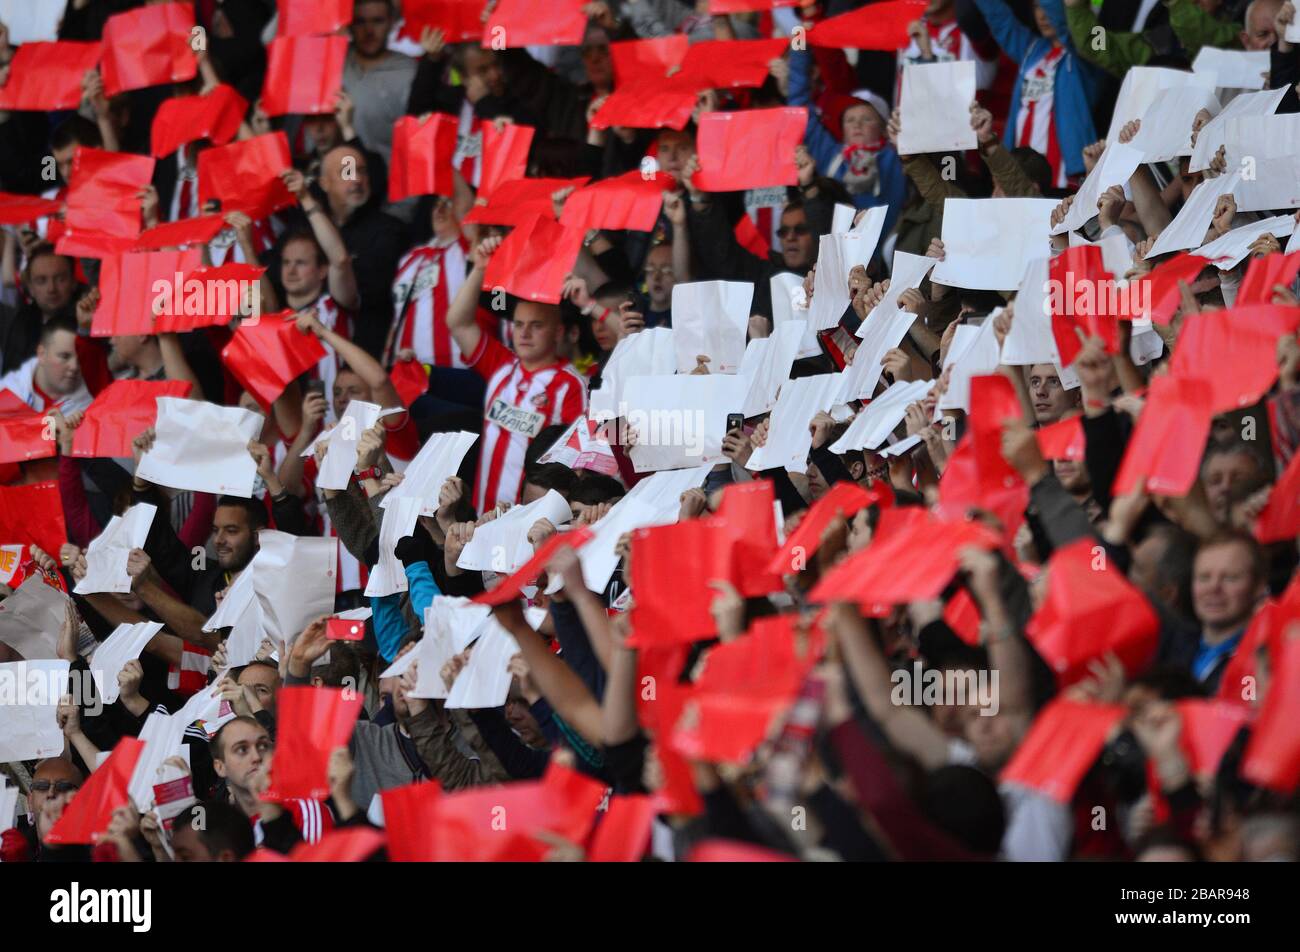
<box><xmin>734</xmin><ymin>213</ymin><xmax>773</xmax><ymax>260</ymax></box>
<box><xmin>1035</xmin><ymin>415</ymin><xmax>1085</xmax><ymax>461</ymax></box>
<box><xmin>1169</xmin><ymin>305</ymin><xmax>1300</xmax><ymax>414</ymax></box>
<box><xmin>944</xmin><ymin>588</ymin><xmax>983</xmax><ymax>646</ymax></box>
<box><xmin>809</xmin><ymin>1</ymin><xmax>928</xmax><ymax>49</ymax></box>
<box><xmin>560</xmin><ymin>170</ymin><xmax>677</xmax><ymax>233</ymax></box>
<box><xmin>327</xmin><ymin>617</ymin><xmax>366</xmax><ymax>641</ymax></box>
<box><xmin>390</xmin><ymin>359</ymin><xmax>430</xmax><ymax>408</ymax></box>
<box><xmin>150</xmin><ymin>85</ymin><xmax>248</xmax><ymax>158</ymax></box>
<box><xmin>808</xmin><ymin>506</ymin><xmax>1001</xmax><ymax>611</ymax></box>
<box><xmin>1175</xmin><ymin>699</ymin><xmax>1250</xmax><ymax>778</ymax></box>
<box><xmin>263</xmin><ymin>686</ymin><xmax>364</xmax><ymax>802</ymax></box>
<box><xmin>481</xmin><ymin>213</ymin><xmax>585</xmax><ymax>304</ymax></box>
<box><xmin>277</xmin><ymin>0</ymin><xmax>354</xmax><ymax>35</ymax></box>
<box><xmin>133</xmin><ymin>214</ymin><xmax>227</xmax><ymax>251</ymax></box>
<box><xmin>635</xmin><ymin>651</ymin><xmax>703</xmax><ymax>816</ymax></box>
<box><xmin>44</xmin><ymin>737</ymin><xmax>145</xmax><ymax>845</ymax></box>
<box><xmin>935</xmin><ymin>432</ymin><xmax>1028</xmax><ymax>550</ymax></box>
<box><xmin>628</xmin><ymin>520</ymin><xmax>737</xmax><ymax>645</ymax></box>
<box><xmin>287</xmin><ymin>827</ymin><xmax>387</xmax><ymax>862</ymax></box>
<box><xmin>57</xmin><ymin>148</ymin><xmax>155</xmax><ymax>259</ymax></box>
<box><xmin>0</xmin><ymin>42</ymin><xmax>102</xmax><ymax>111</ymax></box>
<box><xmin>389</xmin><ymin>114</ymin><xmax>459</xmax><ymax>202</ymax></box>
<box><xmin>1025</xmin><ymin>538</ymin><xmax>1159</xmax><ymax>687</ymax></box>
<box><xmin>221</xmin><ymin>312</ymin><xmax>328</xmax><ymax>410</ymax></box>
<box><xmin>765</xmin><ymin>481</ymin><xmax>887</xmax><ymax>577</ymax></box>
<box><xmin>1255</xmin><ymin>445</ymin><xmax>1300</xmax><ymax>544</ymax></box>
<box><xmin>611</xmin><ymin>36</ymin><xmax>689</xmax><ymax>85</ymax></box>
<box><xmin>478</xmin><ymin>121</ymin><xmax>535</xmax><ymax>201</ymax></box>
<box><xmin>461</xmin><ymin>176</ymin><xmax>590</xmax><ymax>227</ymax></box>
<box><xmin>0</xmin><ymin>390</ymin><xmax>55</xmax><ymax>465</ymax></box>
<box><xmin>0</xmin><ymin>193</ymin><xmax>62</xmax><ymax>226</ymax></box>
<box><xmin>91</xmin><ymin>249</ymin><xmax>204</xmax><ymax>337</ymax></box>
<box><xmin>589</xmin><ymin>84</ymin><xmax>698</xmax><ymax>130</ymax></box>
<box><xmin>1241</xmin><ymin>638</ymin><xmax>1300</xmax><ymax>793</ymax></box>
<box><xmin>694</xmin><ymin>108</ymin><xmax>807</xmax><ymax>192</ymax></box>
<box><xmin>380</xmin><ymin>780</ymin><xmax>443</xmax><ymax>861</ymax></box>
<box><xmin>473</xmin><ymin>526</ymin><xmax>594</xmax><ymax>606</ymax></box>
<box><xmin>675</xmin><ymin>38</ymin><xmax>790</xmax><ymax>90</ymax></box>
<box><xmin>1113</xmin><ymin>374</ymin><xmax>1213</xmax><ymax>497</ymax></box>
<box><xmin>1236</xmin><ymin>251</ymin><xmax>1300</xmax><ymax>307</ymax></box>
<box><xmin>198</xmin><ymin>132</ymin><xmax>296</xmax><ymax>220</ymax></box>
<box><xmin>483</xmin><ymin>0</ymin><xmax>587</xmax><ymax>48</ymax></box>
<box><xmin>261</xmin><ymin>35</ymin><xmax>349</xmax><ymax>116</ymax></box>
<box><xmin>1049</xmin><ymin>245</ymin><xmax>1118</xmax><ymax>366</ymax></box>
<box><xmin>153</xmin><ymin>262</ymin><xmax>267</xmax><ymax>332</ymax></box>
<box><xmin>70</xmin><ymin>380</ymin><xmax>193</xmax><ymax>459</ymax></box>
<box><xmin>399</xmin><ymin>0</ymin><xmax>486</xmax><ymax>44</ymax></box>
<box><xmin>586</xmin><ymin>794</ymin><xmax>657</xmax><ymax>862</ymax></box>
<box><xmin>1000</xmin><ymin>700</ymin><xmax>1126</xmax><ymax>802</ymax></box>
<box><xmin>100</xmin><ymin>3</ymin><xmax>197</xmax><ymax>97</ymax></box>
<box><xmin>1121</xmin><ymin>252</ymin><xmax>1210</xmax><ymax>324</ymax></box>
<box><xmin>0</xmin><ymin>481</ymin><xmax>67</xmax><ymax>555</ymax></box>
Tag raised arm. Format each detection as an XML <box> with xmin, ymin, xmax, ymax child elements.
<box><xmin>281</xmin><ymin>168</ymin><xmax>359</xmax><ymax>310</ymax></box>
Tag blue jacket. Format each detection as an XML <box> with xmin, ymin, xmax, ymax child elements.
<box><xmin>972</xmin><ymin>0</ymin><xmax>1098</xmax><ymax>178</ymax></box>
<box><xmin>787</xmin><ymin>47</ymin><xmax>907</xmax><ymax>235</ymax></box>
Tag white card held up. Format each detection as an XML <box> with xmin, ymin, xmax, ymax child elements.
<box><xmin>769</xmin><ymin>272</ymin><xmax>822</xmax><ymax>359</ymax></box>
<box><xmin>830</xmin><ymin>379</ymin><xmax>933</xmax><ymax>454</ymax></box>
<box><xmin>127</xmin><ymin>709</ymin><xmax>190</xmax><ymax>812</ymax></box>
<box><xmin>0</xmin><ymin>575</ymin><xmax>69</xmax><ymax>660</ymax></box>
<box><xmin>406</xmin><ymin>603</ymin><xmax>462</xmax><ymax>700</ymax></box>
<box><xmin>1289</xmin><ymin>18</ymin><xmax>1300</xmax><ymax>44</ymax></box>
<box><xmin>1223</xmin><ymin>113</ymin><xmax>1300</xmax><ymax>212</ymax></box>
<box><xmin>73</xmin><ymin>503</ymin><xmax>157</xmax><ymax>595</ymax></box>
<box><xmin>1193</xmin><ymin>215</ymin><xmax>1297</xmax><ymax>270</ymax></box>
<box><xmin>1146</xmin><ymin>171</ymin><xmax>1240</xmax><ymax>258</ymax></box>
<box><xmin>457</xmin><ymin>490</ymin><xmax>572</xmax><ymax>573</ymax></box>
<box><xmin>1189</xmin><ymin>86</ymin><xmax>1285</xmax><ymax>172</ymax></box>
<box><xmin>746</xmin><ymin>373</ymin><xmax>844</xmax><ymax>472</ymax></box>
<box><xmin>840</xmin><ymin>307</ymin><xmax>914</xmax><ymax>403</ymax></box>
<box><xmin>932</xmin><ymin>198</ymin><xmax>1055</xmax><ymax>290</ymax></box>
<box><xmin>623</xmin><ymin>373</ymin><xmax>749</xmax><ymax>472</ymax></box>
<box><xmin>1130</xmin><ymin>85</ymin><xmax>1218</xmax><ymax>162</ymax></box>
<box><xmin>1070</xmin><ymin>229</ymin><xmax>1136</xmax><ymax>279</ymax></box>
<box><xmin>1192</xmin><ymin>47</ymin><xmax>1270</xmax><ymax>90</ymax></box>
<box><xmin>1001</xmin><ymin>258</ymin><xmax>1056</xmax><ymax>365</ymax></box>
<box><xmin>137</xmin><ymin>398</ymin><xmax>261</xmax><ymax>497</ymax></box>
<box><xmin>898</xmin><ymin>60</ymin><xmax>978</xmax><ymax>155</ymax></box>
<box><xmin>0</xmin><ymin>0</ymin><xmax>67</xmax><ymax>45</ymax></box>
<box><xmin>0</xmin><ymin>660</ymin><xmax>69</xmax><ymax>761</ymax></box>
<box><xmin>89</xmin><ymin>622</ymin><xmax>162</xmax><ymax>704</ymax></box>
<box><xmin>252</xmin><ymin>530</ymin><xmax>338</xmax><ymax>642</ymax></box>
<box><xmin>857</xmin><ymin>251</ymin><xmax>936</xmax><ymax>331</ymax></box>
<box><xmin>365</xmin><ymin>496</ymin><xmax>423</xmax><ymax>597</ymax></box>
<box><xmin>808</xmin><ymin>207</ymin><xmax>888</xmax><ymax>330</ymax></box>
<box><xmin>589</xmin><ymin>326</ymin><xmax>676</xmax><ymax>416</ymax></box>
<box><xmin>671</xmin><ymin>280</ymin><xmax>752</xmax><ymax>374</ymax></box>
<box><xmin>316</xmin><ymin>400</ymin><xmax>382</xmax><ymax>491</ymax></box>
<box><xmin>741</xmin><ymin>320</ymin><xmax>804</xmax><ymax>416</ymax></box>
<box><xmin>1106</xmin><ymin>66</ymin><xmax>1218</xmax><ymax>143</ymax></box>
<box><xmin>938</xmin><ymin>317</ymin><xmax>1001</xmax><ymax>413</ymax></box>
<box><xmin>379</xmin><ymin>430</ymin><xmax>477</xmax><ymax>516</ymax></box>
<box><xmin>0</xmin><ymin>782</ymin><xmax>18</xmax><ymax>833</ymax></box>
<box><xmin>1051</xmin><ymin>143</ymin><xmax>1144</xmax><ymax>235</ymax></box>
<box><xmin>444</xmin><ymin>620</ymin><xmax>519</xmax><ymax>709</ymax></box>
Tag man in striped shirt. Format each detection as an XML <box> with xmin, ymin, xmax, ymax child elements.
<box><xmin>444</xmin><ymin>237</ymin><xmax>587</xmax><ymax>511</ymax></box>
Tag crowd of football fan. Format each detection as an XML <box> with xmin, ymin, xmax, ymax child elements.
<box><xmin>0</xmin><ymin>0</ymin><xmax>1299</xmax><ymax>863</ymax></box>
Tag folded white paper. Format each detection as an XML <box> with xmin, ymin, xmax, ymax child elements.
<box><xmin>379</xmin><ymin>431</ymin><xmax>477</xmax><ymax>516</ymax></box>
<box><xmin>204</xmin><ymin>567</ymin><xmax>263</xmax><ymax>667</ymax></box>
<box><xmin>623</xmin><ymin>373</ymin><xmax>749</xmax><ymax>472</ymax></box>
<box><xmin>89</xmin><ymin>622</ymin><xmax>162</xmax><ymax>704</ymax></box>
<box><xmin>1106</xmin><ymin>66</ymin><xmax>1218</xmax><ymax>144</ymax></box>
<box><xmin>857</xmin><ymin>250</ymin><xmax>936</xmax><ymax>332</ymax></box>
<box><xmin>252</xmin><ymin>530</ymin><xmax>338</xmax><ymax>642</ymax></box>
<box><xmin>378</xmin><ymin>648</ymin><xmax>419</xmax><ymax>680</ymax></box>
<box><xmin>0</xmin><ymin>660</ymin><xmax>69</xmax><ymax>761</ymax></box>
<box><xmin>840</xmin><ymin>307</ymin><xmax>915</xmax><ymax>403</ymax></box>
<box><xmin>365</xmin><ymin>496</ymin><xmax>423</xmax><ymax>597</ymax></box>
<box><xmin>1002</xmin><ymin>258</ymin><xmax>1056</xmax><ymax>365</ymax></box>
<box><xmin>933</xmin><ymin>198</ymin><xmax>1055</xmax><ymax>290</ymax></box>
<box><xmin>0</xmin><ymin>0</ymin><xmax>67</xmax><ymax>45</ymax></box>
<box><xmin>741</xmin><ymin>320</ymin><xmax>804</xmax><ymax>416</ymax></box>
<box><xmin>127</xmin><ymin>709</ymin><xmax>191</xmax><ymax>812</ymax></box>
<box><xmin>770</xmin><ymin>272</ymin><xmax>822</xmax><ymax>359</ymax></box>
<box><xmin>671</xmin><ymin>280</ymin><xmax>753</xmax><ymax>374</ymax></box>
<box><xmin>589</xmin><ymin>326</ymin><xmax>677</xmax><ymax>416</ymax></box>
<box><xmin>137</xmin><ymin>398</ymin><xmax>261</xmax><ymax>498</ymax></box>
<box><xmin>0</xmin><ymin>781</ymin><xmax>18</xmax><ymax>833</ymax></box>
<box><xmin>0</xmin><ymin>575</ymin><xmax>69</xmax><ymax>660</ymax></box>
<box><xmin>1193</xmin><ymin>214</ymin><xmax>1297</xmax><ymax>269</ymax></box>
<box><xmin>74</xmin><ymin>503</ymin><xmax>157</xmax><ymax>595</ymax></box>
<box><xmin>938</xmin><ymin>317</ymin><xmax>1001</xmax><ymax>413</ymax></box>
<box><xmin>830</xmin><ymin>379</ymin><xmax>933</xmax><ymax>454</ymax></box>
<box><xmin>444</xmin><ymin>620</ymin><xmax>519</xmax><ymax>709</ymax></box>
<box><xmin>1147</xmin><ymin>171</ymin><xmax>1240</xmax><ymax>258</ymax></box>
<box><xmin>1189</xmin><ymin>86</ymin><xmax>1285</xmax><ymax>172</ymax></box>
<box><xmin>1128</xmin><ymin>85</ymin><xmax>1221</xmax><ymax>162</ymax></box>
<box><xmin>457</xmin><ymin>489</ymin><xmax>572</xmax><ymax>572</ymax></box>
<box><xmin>407</xmin><ymin>601</ymin><xmax>470</xmax><ymax>700</ymax></box>
<box><xmin>898</xmin><ymin>60</ymin><xmax>978</xmax><ymax>155</ymax></box>
<box><xmin>317</xmin><ymin>400</ymin><xmax>382</xmax><ymax>491</ymax></box>
<box><xmin>808</xmin><ymin>206</ymin><xmax>888</xmax><ymax>330</ymax></box>
<box><xmin>880</xmin><ymin>433</ymin><xmax>925</xmax><ymax>457</ymax></box>
<box><xmin>1192</xmin><ymin>47</ymin><xmax>1269</xmax><ymax>90</ymax></box>
<box><xmin>1223</xmin><ymin>113</ymin><xmax>1300</xmax><ymax>212</ymax></box>
<box><xmin>1051</xmin><ymin>142</ymin><xmax>1144</xmax><ymax>236</ymax></box>
<box><xmin>747</xmin><ymin>373</ymin><xmax>844</xmax><ymax>472</ymax></box>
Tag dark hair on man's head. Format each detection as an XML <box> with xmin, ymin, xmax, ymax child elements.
<box><xmin>1138</xmin><ymin>523</ymin><xmax>1197</xmax><ymax>621</ymax></box>
<box><xmin>1196</xmin><ymin>529</ymin><xmax>1268</xmax><ymax>585</ymax></box>
<box><xmin>38</xmin><ymin>314</ymin><xmax>78</xmax><ymax>346</ymax></box>
<box><xmin>571</xmin><ymin>473</ymin><xmax>625</xmax><ymax>506</ymax></box>
<box><xmin>1010</xmin><ymin>146</ymin><xmax>1053</xmax><ymax>195</ymax></box>
<box><xmin>281</xmin><ymin>228</ymin><xmax>327</xmax><ymax>267</ymax></box>
<box><xmin>311</xmin><ymin>641</ymin><xmax>360</xmax><ymax>688</ymax></box>
<box><xmin>50</xmin><ymin>115</ymin><xmax>102</xmax><ymax>152</ymax></box>
<box><xmin>173</xmin><ymin>799</ymin><xmax>256</xmax><ymax>860</ymax></box>
<box><xmin>593</xmin><ymin>281</ymin><xmax>634</xmax><ymax>304</ymax></box>
<box><xmin>524</xmin><ymin>424</ymin><xmax>569</xmax><ymax>471</ymax></box>
<box><xmin>23</xmin><ymin>243</ymin><xmax>73</xmax><ymax>280</ymax></box>
<box><xmin>211</xmin><ymin>714</ymin><xmax>267</xmax><ymax>760</ymax></box>
<box><xmin>214</xmin><ymin>495</ymin><xmax>269</xmax><ymax>530</ymax></box>
<box><xmin>523</xmin><ymin>462</ymin><xmax>578</xmax><ymax>498</ymax></box>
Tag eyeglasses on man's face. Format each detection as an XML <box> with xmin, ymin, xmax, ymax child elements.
<box><xmin>643</xmin><ymin>266</ymin><xmax>674</xmax><ymax>278</ymax></box>
<box><xmin>30</xmin><ymin>780</ymin><xmax>79</xmax><ymax>794</ymax></box>
<box><xmin>777</xmin><ymin>224</ymin><xmax>810</xmax><ymax>239</ymax></box>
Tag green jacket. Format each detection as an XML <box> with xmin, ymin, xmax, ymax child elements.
<box><xmin>1066</xmin><ymin>0</ymin><xmax>1242</xmax><ymax>77</ymax></box>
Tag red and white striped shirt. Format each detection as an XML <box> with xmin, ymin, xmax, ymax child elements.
<box><xmin>467</xmin><ymin>334</ymin><xmax>586</xmax><ymax>511</ymax></box>
<box><xmin>298</xmin><ymin>293</ymin><xmax>353</xmax><ymax>423</ymax></box>
<box><xmin>454</xmin><ymin>101</ymin><xmax>484</xmax><ymax>188</ymax></box>
<box><xmin>744</xmin><ymin>187</ymin><xmax>788</xmax><ymax>254</ymax></box>
<box><xmin>251</xmin><ymin>797</ymin><xmax>334</xmax><ymax>846</ymax></box>
<box><xmin>167</xmin><ymin>644</ymin><xmax>212</xmax><ymax>697</ymax></box>
<box><xmin>1014</xmin><ymin>46</ymin><xmax>1068</xmax><ymax>189</ymax></box>
<box><xmin>390</xmin><ymin>239</ymin><xmax>474</xmax><ymax>368</ymax></box>
<box><xmin>896</xmin><ymin>19</ymin><xmax>999</xmax><ymax>102</ymax></box>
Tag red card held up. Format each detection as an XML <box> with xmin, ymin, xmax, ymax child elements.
<box><xmin>44</xmin><ymin>737</ymin><xmax>146</xmax><ymax>845</ymax></box>
<box><xmin>473</xmin><ymin>526</ymin><xmax>594</xmax><ymax>606</ymax></box>
<box><xmin>934</xmin><ymin>432</ymin><xmax>1028</xmax><ymax>551</ymax></box>
<box><xmin>1241</xmin><ymin>638</ymin><xmax>1300</xmax><ymax>793</ymax></box>
<box><xmin>262</xmin><ymin>686</ymin><xmax>364</xmax><ymax>803</ymax></box>
<box><xmin>999</xmin><ymin>700</ymin><xmax>1126</xmax><ymax>803</ymax></box>
<box><xmin>734</xmin><ymin>213</ymin><xmax>773</xmax><ymax>260</ymax></box>
<box><xmin>586</xmin><ymin>794</ymin><xmax>657</xmax><ymax>862</ymax></box>
<box><xmin>390</xmin><ymin>358</ymin><xmax>431</xmax><ymax>408</ymax></box>
<box><xmin>944</xmin><ymin>587</ymin><xmax>982</xmax><ymax>646</ymax></box>
<box><xmin>711</xmin><ymin>479</ymin><xmax>785</xmax><ymax>597</ymax></box>
<box><xmin>157</xmin><ymin>262</ymin><xmax>267</xmax><ymax>332</ymax></box>
<box><xmin>481</xmin><ymin>213</ymin><xmax>585</xmax><ymax>305</ymax></box>
<box><xmin>808</xmin><ymin>1</ymin><xmax>928</xmax><ymax>49</ymax></box>
<box><xmin>0</xmin><ymin>481</ymin><xmax>67</xmax><ymax>554</ymax></box>
<box><xmin>399</xmin><ymin>0</ymin><xmax>487</xmax><ymax>44</ymax></box>
<box><xmin>1175</xmin><ymin>699</ymin><xmax>1250</xmax><ymax>778</ymax></box>
<box><xmin>1236</xmin><ymin>251</ymin><xmax>1300</xmax><ymax>306</ymax></box>
<box><xmin>1035</xmin><ymin>415</ymin><xmax>1085</xmax><ymax>461</ymax></box>
<box><xmin>100</xmin><ymin>3</ymin><xmax>197</xmax><ymax>97</ymax></box>
<box><xmin>1024</xmin><ymin>537</ymin><xmax>1159</xmax><ymax>688</ymax></box>
<box><xmin>70</xmin><ymin>380</ymin><xmax>193</xmax><ymax>459</ymax></box>
<box><xmin>134</xmin><ymin>214</ymin><xmax>228</xmax><ymax>251</ymax></box>
<box><xmin>277</xmin><ymin>0</ymin><xmax>354</xmax><ymax>36</ymax></box>
<box><xmin>670</xmin><ymin>692</ymin><xmax>787</xmax><ymax>765</ymax></box>
<box><xmin>261</xmin><ymin>35</ymin><xmax>349</xmax><ymax>116</ymax></box>
<box><xmin>289</xmin><ymin>827</ymin><xmax>386</xmax><ymax>862</ymax></box>
<box><xmin>560</xmin><ymin>170</ymin><xmax>677</xmax><ymax>234</ymax></box>
<box><xmin>1049</xmin><ymin>245</ymin><xmax>1118</xmax><ymax>366</ymax></box>
<box><xmin>389</xmin><ymin>114</ymin><xmax>459</xmax><ymax>202</ymax></box>
<box><xmin>150</xmin><ymin>84</ymin><xmax>248</xmax><ymax>158</ymax></box>
<box><xmin>1255</xmin><ymin>445</ymin><xmax>1300</xmax><ymax>544</ymax></box>
<box><xmin>693</xmin><ymin>108</ymin><xmax>807</xmax><ymax>193</ymax></box>
<box><xmin>482</xmin><ymin>0</ymin><xmax>587</xmax><ymax>48</ymax></box>
<box><xmin>1112</xmin><ymin>374</ymin><xmax>1213</xmax><ymax>497</ymax></box>
<box><xmin>627</xmin><ymin>520</ymin><xmax>737</xmax><ymax>645</ymax></box>
<box><xmin>327</xmin><ymin>617</ymin><xmax>366</xmax><ymax>641</ymax></box>
<box><xmin>57</xmin><ymin>148</ymin><xmax>156</xmax><ymax>259</ymax></box>
<box><xmin>611</xmin><ymin>36</ymin><xmax>688</xmax><ymax>86</ymax></box>
<box><xmin>91</xmin><ymin>249</ymin><xmax>204</xmax><ymax>337</ymax></box>
<box><xmin>198</xmin><ymin>132</ymin><xmax>296</xmax><ymax>220</ymax></box>
<box><xmin>0</xmin><ymin>391</ymin><xmax>54</xmax><ymax>465</ymax></box>
<box><xmin>765</xmin><ymin>481</ymin><xmax>881</xmax><ymax>577</ymax></box>
<box><xmin>221</xmin><ymin>312</ymin><xmax>328</xmax><ymax>410</ymax></box>
<box><xmin>0</xmin><ymin>193</ymin><xmax>62</xmax><ymax>226</ymax></box>
<box><xmin>1169</xmin><ymin>305</ymin><xmax>1300</xmax><ymax>414</ymax></box>
<box><xmin>0</xmin><ymin>42</ymin><xmax>103</xmax><ymax>111</ymax></box>
<box><xmin>1120</xmin><ymin>252</ymin><xmax>1209</xmax><ymax>324</ymax></box>
<box><xmin>588</xmin><ymin>85</ymin><xmax>698</xmax><ymax>131</ymax></box>
<box><xmin>674</xmin><ymin>38</ymin><xmax>789</xmax><ymax>90</ymax></box>
<box><xmin>380</xmin><ymin>780</ymin><xmax>443</xmax><ymax>862</ymax></box>
<box><xmin>461</xmin><ymin>176</ymin><xmax>589</xmax><ymax>227</ymax></box>
<box><xmin>478</xmin><ymin>121</ymin><xmax>535</xmax><ymax>202</ymax></box>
